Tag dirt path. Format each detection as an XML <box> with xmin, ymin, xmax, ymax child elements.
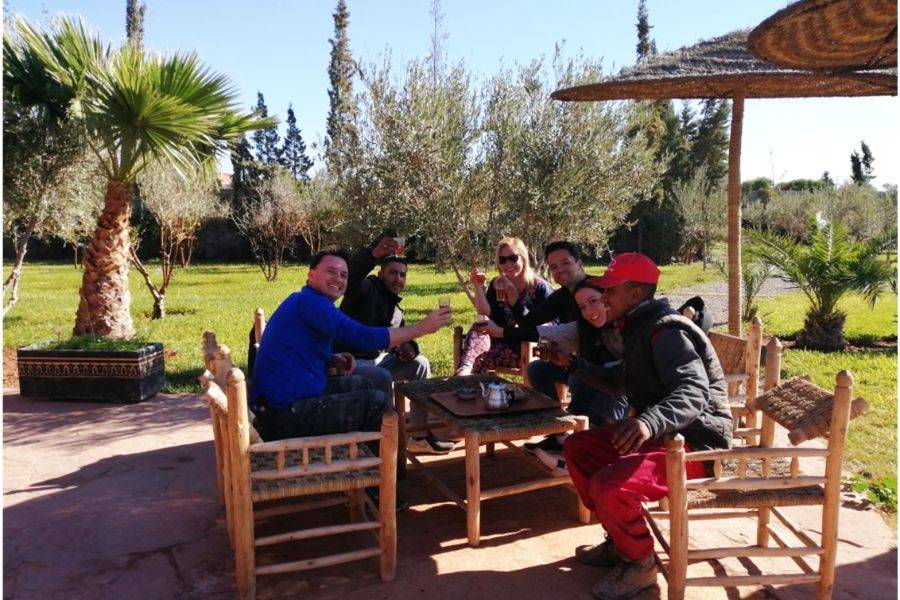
<box><xmin>664</xmin><ymin>275</ymin><xmax>798</xmax><ymax>328</ymax></box>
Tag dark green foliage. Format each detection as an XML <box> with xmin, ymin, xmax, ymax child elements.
<box><xmin>850</xmin><ymin>140</ymin><xmax>875</xmax><ymax>185</ymax></box>
<box><xmin>42</xmin><ymin>334</ymin><xmax>152</xmax><ymax>351</ymax></box>
<box><xmin>777</xmin><ymin>178</ymin><xmax>830</xmax><ymax>193</ymax></box>
<box><xmin>325</xmin><ymin>0</ymin><xmax>358</xmax><ymax>178</ymax></box>
<box><xmin>279</xmin><ymin>105</ymin><xmax>312</xmax><ymax>181</ymax></box>
<box><xmin>251</xmin><ymin>92</ymin><xmax>281</xmax><ymax>165</ymax></box>
<box><xmin>821</xmin><ymin>171</ymin><xmax>835</xmax><ymax>188</ymax></box>
<box><xmin>636</xmin><ymin>0</ymin><xmax>652</xmax><ymax>60</ymax></box>
<box><xmin>689</xmin><ymin>99</ymin><xmax>730</xmax><ymax>187</ymax></box>
<box><xmin>125</xmin><ymin>0</ymin><xmax>145</xmax><ymax>49</ymax></box>
<box><xmin>742</xmin><ymin>177</ymin><xmax>774</xmax><ymax>204</ymax></box>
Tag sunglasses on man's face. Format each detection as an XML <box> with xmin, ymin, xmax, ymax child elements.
<box><xmin>498</xmin><ymin>253</ymin><xmax>520</xmax><ymax>265</ymax></box>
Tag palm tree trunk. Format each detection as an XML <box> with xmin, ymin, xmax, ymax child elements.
<box><xmin>73</xmin><ymin>179</ymin><xmax>135</xmax><ymax>338</ymax></box>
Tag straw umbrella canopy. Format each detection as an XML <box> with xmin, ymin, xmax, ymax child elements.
<box><xmin>551</xmin><ymin>29</ymin><xmax>896</xmax><ymax>335</ymax></box>
<box><xmin>748</xmin><ymin>0</ymin><xmax>897</xmax><ymax>71</ymax></box>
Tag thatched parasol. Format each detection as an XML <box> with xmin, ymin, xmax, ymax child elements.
<box><xmin>551</xmin><ymin>29</ymin><xmax>896</xmax><ymax>335</ymax></box>
<box><xmin>748</xmin><ymin>0</ymin><xmax>897</xmax><ymax>71</ymax></box>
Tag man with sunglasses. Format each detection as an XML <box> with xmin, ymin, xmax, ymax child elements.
<box><xmin>337</xmin><ymin>235</ymin><xmax>455</xmax><ymax>455</ymax></box>
<box><xmin>560</xmin><ymin>253</ymin><xmax>731</xmax><ymax>600</ymax></box>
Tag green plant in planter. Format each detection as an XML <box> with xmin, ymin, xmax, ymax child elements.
<box><xmin>748</xmin><ymin>221</ymin><xmax>893</xmax><ymax>351</ymax></box>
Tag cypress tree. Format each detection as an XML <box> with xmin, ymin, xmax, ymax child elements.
<box><xmin>280</xmin><ymin>105</ymin><xmax>313</xmax><ymax>180</ymax></box>
<box><xmin>689</xmin><ymin>99</ymin><xmax>730</xmax><ymax>189</ymax></box>
<box><xmin>251</xmin><ymin>92</ymin><xmax>281</xmax><ymax>165</ymax></box>
<box><xmin>325</xmin><ymin>0</ymin><xmax>358</xmax><ymax>178</ymax></box>
<box><xmin>860</xmin><ymin>140</ymin><xmax>875</xmax><ymax>180</ymax></box>
<box><xmin>125</xmin><ymin>0</ymin><xmax>146</xmax><ymax>49</ymax></box>
<box><xmin>636</xmin><ymin>0</ymin><xmax>652</xmax><ymax>60</ymax></box>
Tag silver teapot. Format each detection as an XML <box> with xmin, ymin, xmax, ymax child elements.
<box><xmin>480</xmin><ymin>382</ymin><xmax>509</xmax><ymax>411</ymax></box>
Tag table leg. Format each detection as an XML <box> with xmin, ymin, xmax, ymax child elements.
<box><xmin>465</xmin><ymin>431</ymin><xmax>481</xmax><ymax>547</ymax></box>
<box><xmin>394</xmin><ymin>386</ymin><xmax>407</xmax><ymax>479</ymax></box>
<box><xmin>573</xmin><ymin>415</ymin><xmax>591</xmax><ymax>524</ymax></box>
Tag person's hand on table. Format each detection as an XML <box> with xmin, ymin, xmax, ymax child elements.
<box><xmin>394</xmin><ymin>342</ymin><xmax>417</xmax><ymax>362</ymax></box>
<box><xmin>372</xmin><ymin>237</ymin><xmax>400</xmax><ymax>258</ymax></box>
<box><xmin>331</xmin><ymin>352</ymin><xmax>356</xmax><ymax>374</ymax></box>
<box><xmin>473</xmin><ymin>317</ymin><xmax>502</xmax><ymax>338</ymax></box>
<box><xmin>611</xmin><ymin>418</ymin><xmax>651</xmax><ymax>455</ymax></box>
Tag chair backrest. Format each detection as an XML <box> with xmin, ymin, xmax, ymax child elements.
<box><xmin>203</xmin><ymin>331</ymin><xmax>234</xmax><ymax>386</ymax></box>
<box><xmin>253</xmin><ymin>307</ymin><xmax>266</xmax><ymax>347</ymax></box>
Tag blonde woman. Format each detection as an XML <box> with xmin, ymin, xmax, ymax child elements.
<box><xmin>456</xmin><ymin>237</ymin><xmax>555</xmax><ymax>375</ymax></box>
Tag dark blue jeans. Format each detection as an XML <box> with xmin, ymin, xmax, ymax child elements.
<box><xmin>527</xmin><ymin>359</ymin><xmax>628</xmax><ymax>426</ymax></box>
<box><xmin>255</xmin><ymin>374</ymin><xmax>390</xmax><ymax>443</ymax></box>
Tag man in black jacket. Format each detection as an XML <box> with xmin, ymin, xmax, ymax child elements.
<box><xmin>561</xmin><ymin>253</ymin><xmax>731</xmax><ymax>600</ymax></box>
<box><xmin>338</xmin><ymin>236</ymin><xmax>454</xmax><ymax>454</ymax></box>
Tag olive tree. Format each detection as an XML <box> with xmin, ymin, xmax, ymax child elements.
<box><xmin>232</xmin><ymin>167</ymin><xmax>314</xmax><ymax>281</ymax></box>
<box><xmin>131</xmin><ymin>163</ymin><xmax>225</xmax><ymax>318</ymax></box>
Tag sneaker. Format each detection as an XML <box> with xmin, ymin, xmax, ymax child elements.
<box><xmin>535</xmin><ymin>448</ymin><xmax>569</xmax><ymax>477</ymax></box>
<box><xmin>576</xmin><ymin>535</ymin><xmax>622</xmax><ymax>567</ymax></box>
<box><xmin>524</xmin><ymin>434</ymin><xmax>564</xmax><ymax>455</ymax></box>
<box><xmin>407</xmin><ymin>432</ymin><xmax>455</xmax><ymax>455</ymax></box>
<box><xmin>591</xmin><ymin>555</ymin><xmax>658</xmax><ymax>599</ymax></box>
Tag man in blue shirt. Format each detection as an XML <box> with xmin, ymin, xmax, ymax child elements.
<box><xmin>252</xmin><ymin>248</ymin><xmax>451</xmax><ymax>441</ymax></box>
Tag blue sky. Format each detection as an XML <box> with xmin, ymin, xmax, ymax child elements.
<box><xmin>8</xmin><ymin>0</ymin><xmax>898</xmax><ymax>186</ymax></box>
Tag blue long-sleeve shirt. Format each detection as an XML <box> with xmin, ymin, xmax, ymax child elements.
<box><xmin>251</xmin><ymin>285</ymin><xmax>390</xmax><ymax>410</ymax></box>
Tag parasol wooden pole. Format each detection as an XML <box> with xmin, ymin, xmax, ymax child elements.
<box><xmin>727</xmin><ymin>93</ymin><xmax>745</xmax><ymax>336</ymax></box>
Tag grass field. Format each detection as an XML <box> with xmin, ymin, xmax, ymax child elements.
<box><xmin>3</xmin><ymin>261</ymin><xmax>895</xmax><ymax>501</ymax></box>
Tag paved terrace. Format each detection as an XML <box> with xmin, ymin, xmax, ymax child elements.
<box><xmin>3</xmin><ymin>390</ymin><xmax>896</xmax><ymax>599</ymax></box>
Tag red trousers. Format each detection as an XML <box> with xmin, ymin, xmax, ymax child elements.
<box><xmin>563</xmin><ymin>424</ymin><xmax>707</xmax><ymax>561</ymax></box>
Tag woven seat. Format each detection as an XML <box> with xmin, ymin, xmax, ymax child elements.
<box><xmin>749</xmin><ymin>376</ymin><xmax>869</xmax><ymax>444</ymax></box>
<box><xmin>250</xmin><ymin>445</ymin><xmax>381</xmax><ymax>501</ymax></box>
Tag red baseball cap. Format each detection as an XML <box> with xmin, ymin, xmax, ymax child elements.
<box><xmin>594</xmin><ymin>252</ymin><xmax>660</xmax><ymax>289</ymax></box>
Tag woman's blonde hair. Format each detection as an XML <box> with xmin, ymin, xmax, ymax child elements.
<box><xmin>496</xmin><ymin>237</ymin><xmax>535</xmax><ymax>285</ymax></box>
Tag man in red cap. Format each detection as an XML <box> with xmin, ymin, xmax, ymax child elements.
<box><xmin>561</xmin><ymin>252</ymin><xmax>732</xmax><ymax>599</ymax></box>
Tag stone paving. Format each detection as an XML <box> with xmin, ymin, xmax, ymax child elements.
<box><xmin>3</xmin><ymin>389</ymin><xmax>896</xmax><ymax>599</ymax></box>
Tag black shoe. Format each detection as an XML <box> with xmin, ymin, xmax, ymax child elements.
<box><xmin>524</xmin><ymin>434</ymin><xmax>564</xmax><ymax>455</ymax></box>
<box><xmin>365</xmin><ymin>487</ymin><xmax>409</xmax><ymax>512</ymax></box>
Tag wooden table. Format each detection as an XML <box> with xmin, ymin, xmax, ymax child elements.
<box><xmin>394</xmin><ymin>374</ymin><xmax>591</xmax><ymax>547</ymax></box>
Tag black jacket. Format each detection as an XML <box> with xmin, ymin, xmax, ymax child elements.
<box><xmin>570</xmin><ymin>298</ymin><xmax>732</xmax><ymax>452</ymax></box>
<box><xmin>335</xmin><ymin>244</ymin><xmax>415</xmax><ymax>360</ymax></box>
<box><xmin>502</xmin><ymin>282</ymin><xmax>580</xmax><ymax>344</ymax></box>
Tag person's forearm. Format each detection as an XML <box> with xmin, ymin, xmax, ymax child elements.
<box><xmin>388</xmin><ymin>322</ymin><xmax>429</xmax><ymax>347</ymax></box>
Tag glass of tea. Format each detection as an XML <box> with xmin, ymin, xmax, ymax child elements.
<box><xmin>395</xmin><ymin>236</ymin><xmax>406</xmax><ymax>256</ymax></box>
<box><xmin>493</xmin><ymin>278</ymin><xmax>506</xmax><ymax>302</ymax></box>
<box><xmin>438</xmin><ymin>296</ymin><xmax>451</xmax><ymax>309</ymax></box>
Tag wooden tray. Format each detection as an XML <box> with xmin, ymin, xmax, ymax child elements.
<box><xmin>430</xmin><ymin>386</ymin><xmax>559</xmax><ymax>417</ymax></box>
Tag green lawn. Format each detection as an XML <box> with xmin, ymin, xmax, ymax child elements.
<box><xmin>4</xmin><ymin>261</ymin><xmax>894</xmax><ymax>501</ymax></box>
<box><xmin>755</xmin><ymin>290</ymin><xmax>897</xmax><ymax>344</ymax></box>
<box><xmin>3</xmin><ymin>261</ymin><xmax>721</xmax><ymax>392</ymax></box>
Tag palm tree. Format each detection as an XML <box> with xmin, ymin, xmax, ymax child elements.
<box><xmin>4</xmin><ymin>17</ymin><xmax>271</xmax><ymax>338</ymax></box>
<box><xmin>748</xmin><ymin>221</ymin><xmax>893</xmax><ymax>351</ymax></box>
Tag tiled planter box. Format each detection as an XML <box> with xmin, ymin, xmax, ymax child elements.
<box><xmin>16</xmin><ymin>342</ymin><xmax>165</xmax><ymax>402</ymax></box>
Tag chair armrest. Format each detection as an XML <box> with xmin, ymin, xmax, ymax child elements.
<box><xmin>684</xmin><ymin>447</ymin><xmax>829</xmax><ymax>462</ymax></box>
<box><xmin>249</xmin><ymin>430</ymin><xmax>383</xmax><ymax>453</ymax></box>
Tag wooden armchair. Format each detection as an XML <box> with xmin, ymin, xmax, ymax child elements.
<box><xmin>200</xmin><ymin>334</ymin><xmax>398</xmax><ymax>598</ymax></box>
<box><xmin>452</xmin><ymin>325</ymin><xmax>536</xmax><ymax>386</ymax></box>
<box><xmin>708</xmin><ymin>316</ymin><xmax>764</xmax><ymax>442</ymax></box>
<box><xmin>647</xmin><ymin>337</ymin><xmax>868</xmax><ymax>599</ymax></box>
<box><xmin>252</xmin><ymin>307</ymin><xmax>266</xmax><ymax>350</ymax></box>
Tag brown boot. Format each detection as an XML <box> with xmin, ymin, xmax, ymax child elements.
<box><xmin>576</xmin><ymin>535</ymin><xmax>622</xmax><ymax>567</ymax></box>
